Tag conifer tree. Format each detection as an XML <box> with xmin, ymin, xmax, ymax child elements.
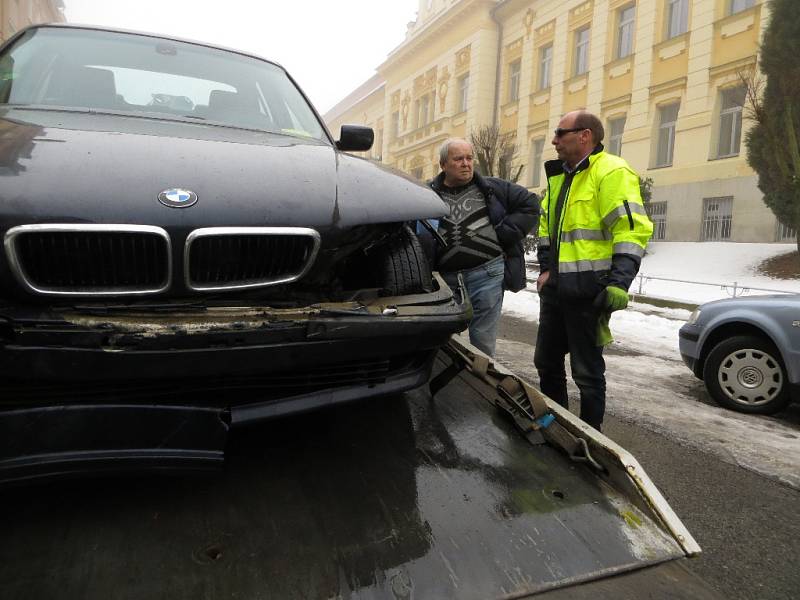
<box><xmin>745</xmin><ymin>0</ymin><xmax>800</xmax><ymax>252</ymax></box>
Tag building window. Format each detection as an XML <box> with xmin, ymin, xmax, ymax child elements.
<box><xmin>656</xmin><ymin>103</ymin><xmax>680</xmax><ymax>167</ymax></box>
<box><xmin>411</xmin><ymin>167</ymin><xmax>424</xmax><ymax>180</ymax></box>
<box><xmin>702</xmin><ymin>197</ymin><xmax>733</xmax><ymax>241</ymax></box>
<box><xmin>416</xmin><ymin>95</ymin><xmax>431</xmax><ymax>128</ymax></box>
<box><xmin>776</xmin><ymin>221</ymin><xmax>796</xmax><ymax>242</ymax></box>
<box><xmin>717</xmin><ymin>86</ymin><xmax>746</xmax><ymax>158</ymax></box>
<box><xmin>574</xmin><ymin>27</ymin><xmax>590</xmax><ymax>76</ymax></box>
<box><xmin>647</xmin><ymin>201</ymin><xmax>668</xmax><ymax>241</ymax></box>
<box><xmin>729</xmin><ymin>0</ymin><xmax>755</xmax><ymax>15</ymax></box>
<box><xmin>538</xmin><ymin>45</ymin><xmax>552</xmax><ymax>90</ymax></box>
<box><xmin>458</xmin><ymin>74</ymin><xmax>469</xmax><ymax>113</ymax></box>
<box><xmin>617</xmin><ymin>5</ymin><xmax>636</xmax><ymax>59</ymax></box>
<box><xmin>529</xmin><ymin>138</ymin><xmax>545</xmax><ymax>187</ymax></box>
<box><xmin>607</xmin><ymin>116</ymin><xmax>626</xmax><ymax>156</ymax></box>
<box><xmin>508</xmin><ymin>59</ymin><xmax>521</xmax><ymax>102</ymax></box>
<box><xmin>391</xmin><ymin>111</ymin><xmax>400</xmax><ymax>140</ymax></box>
<box><xmin>666</xmin><ymin>0</ymin><xmax>688</xmax><ymax>39</ymax></box>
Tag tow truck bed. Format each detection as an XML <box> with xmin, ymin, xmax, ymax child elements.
<box><xmin>0</xmin><ymin>340</ymin><xmax>717</xmax><ymax>599</ymax></box>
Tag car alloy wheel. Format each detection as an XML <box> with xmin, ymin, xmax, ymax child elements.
<box><xmin>703</xmin><ymin>335</ymin><xmax>790</xmax><ymax>415</ymax></box>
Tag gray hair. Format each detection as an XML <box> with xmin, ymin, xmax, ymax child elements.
<box><xmin>439</xmin><ymin>138</ymin><xmax>472</xmax><ymax>166</ymax></box>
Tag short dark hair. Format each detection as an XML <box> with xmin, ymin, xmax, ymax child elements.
<box><xmin>574</xmin><ymin>112</ymin><xmax>604</xmax><ymax>145</ymax></box>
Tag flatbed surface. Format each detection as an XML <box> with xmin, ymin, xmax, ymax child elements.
<box><xmin>0</xmin><ymin>359</ymin><xmax>715</xmax><ymax>599</ymax></box>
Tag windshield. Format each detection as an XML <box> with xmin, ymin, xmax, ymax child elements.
<box><xmin>0</xmin><ymin>27</ymin><xmax>327</xmax><ymax>141</ymax></box>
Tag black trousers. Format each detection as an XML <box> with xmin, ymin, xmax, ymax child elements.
<box><xmin>534</xmin><ymin>286</ymin><xmax>607</xmax><ymax>429</ymax></box>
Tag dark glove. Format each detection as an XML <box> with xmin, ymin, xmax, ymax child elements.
<box><xmin>593</xmin><ymin>285</ymin><xmax>629</xmax><ymax>312</ymax></box>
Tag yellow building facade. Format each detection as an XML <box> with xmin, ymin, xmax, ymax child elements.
<box><xmin>1</xmin><ymin>0</ymin><xmax>65</xmax><ymax>43</ymax></box>
<box><xmin>326</xmin><ymin>0</ymin><xmax>792</xmax><ymax>243</ymax></box>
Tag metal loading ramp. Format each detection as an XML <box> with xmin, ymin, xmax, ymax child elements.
<box><xmin>0</xmin><ymin>341</ymin><xmax>712</xmax><ymax>599</ymax></box>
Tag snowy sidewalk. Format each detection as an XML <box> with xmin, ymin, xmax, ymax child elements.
<box><xmin>497</xmin><ymin>242</ymin><xmax>800</xmax><ymax>489</ymax></box>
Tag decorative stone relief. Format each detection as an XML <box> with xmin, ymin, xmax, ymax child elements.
<box><xmin>536</xmin><ymin>20</ymin><xmax>555</xmax><ymax>41</ymax></box>
<box><xmin>391</xmin><ymin>91</ymin><xmax>401</xmax><ymax>110</ymax></box>
<box><xmin>570</xmin><ymin>0</ymin><xmax>593</xmax><ymax>21</ymax></box>
<box><xmin>506</xmin><ymin>37</ymin><xmax>524</xmax><ymax>62</ymax></box>
<box><xmin>401</xmin><ymin>91</ymin><xmax>411</xmax><ymax>129</ymax></box>
<box><xmin>413</xmin><ymin>67</ymin><xmax>437</xmax><ymax>96</ymax></box>
<box><xmin>438</xmin><ymin>66</ymin><xmax>450</xmax><ymax>112</ymax></box>
<box><xmin>524</xmin><ymin>8</ymin><xmax>535</xmax><ymax>37</ymax></box>
<box><xmin>455</xmin><ymin>45</ymin><xmax>471</xmax><ymax>74</ymax></box>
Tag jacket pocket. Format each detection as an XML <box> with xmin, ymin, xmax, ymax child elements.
<box><xmin>565</xmin><ymin>196</ymin><xmax>599</xmax><ymax>229</ymax></box>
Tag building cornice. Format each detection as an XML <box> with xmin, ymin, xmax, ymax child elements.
<box><xmin>378</xmin><ymin>0</ymin><xmax>497</xmax><ymax>76</ymax></box>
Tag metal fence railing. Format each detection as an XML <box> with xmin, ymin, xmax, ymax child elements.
<box><xmin>632</xmin><ymin>273</ymin><xmax>796</xmax><ymax>298</ymax></box>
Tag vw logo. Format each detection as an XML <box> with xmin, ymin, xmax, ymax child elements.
<box><xmin>158</xmin><ymin>188</ymin><xmax>198</xmax><ymax>208</ymax></box>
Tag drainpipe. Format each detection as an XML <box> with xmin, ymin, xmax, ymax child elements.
<box><xmin>489</xmin><ymin>2</ymin><xmax>506</xmax><ymax>127</ymax></box>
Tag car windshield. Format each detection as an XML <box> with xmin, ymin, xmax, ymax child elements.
<box><xmin>0</xmin><ymin>26</ymin><xmax>327</xmax><ymax>141</ymax></box>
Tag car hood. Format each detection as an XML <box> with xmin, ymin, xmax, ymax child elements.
<box><xmin>0</xmin><ymin>108</ymin><xmax>446</xmax><ymax>231</ymax></box>
<box><xmin>700</xmin><ymin>294</ymin><xmax>800</xmax><ymax>313</ymax></box>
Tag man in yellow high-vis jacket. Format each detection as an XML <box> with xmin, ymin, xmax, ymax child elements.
<box><xmin>534</xmin><ymin>110</ymin><xmax>652</xmax><ymax>431</ymax></box>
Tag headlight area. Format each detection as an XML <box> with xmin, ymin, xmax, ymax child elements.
<box><xmin>686</xmin><ymin>308</ymin><xmax>702</xmax><ymax>325</ymax></box>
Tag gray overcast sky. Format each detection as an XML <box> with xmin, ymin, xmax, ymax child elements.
<box><xmin>63</xmin><ymin>0</ymin><xmax>419</xmax><ymax>114</ymax></box>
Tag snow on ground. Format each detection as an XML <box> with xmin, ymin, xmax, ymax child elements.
<box><xmin>636</xmin><ymin>242</ymin><xmax>798</xmax><ymax>303</ymax></box>
<box><xmin>499</xmin><ymin>242</ymin><xmax>800</xmax><ymax>489</ymax></box>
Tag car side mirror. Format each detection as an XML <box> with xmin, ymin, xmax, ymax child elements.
<box><xmin>336</xmin><ymin>125</ymin><xmax>374</xmax><ymax>152</ymax></box>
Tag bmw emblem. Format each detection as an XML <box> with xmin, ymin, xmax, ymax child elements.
<box><xmin>158</xmin><ymin>188</ymin><xmax>198</xmax><ymax>208</ymax></box>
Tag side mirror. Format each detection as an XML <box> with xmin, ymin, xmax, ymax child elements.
<box><xmin>335</xmin><ymin>125</ymin><xmax>374</xmax><ymax>152</ymax></box>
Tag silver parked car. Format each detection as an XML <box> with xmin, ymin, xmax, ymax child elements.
<box><xmin>679</xmin><ymin>294</ymin><xmax>800</xmax><ymax>415</ymax></box>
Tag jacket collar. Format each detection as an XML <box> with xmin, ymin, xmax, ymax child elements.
<box><xmin>544</xmin><ymin>143</ymin><xmax>604</xmax><ymax>178</ymax></box>
<box><xmin>430</xmin><ymin>170</ymin><xmax>490</xmax><ymax>196</ymax></box>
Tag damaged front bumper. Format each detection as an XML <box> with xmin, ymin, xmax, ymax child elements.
<box><xmin>0</xmin><ymin>274</ymin><xmax>470</xmax><ymax>484</ymax></box>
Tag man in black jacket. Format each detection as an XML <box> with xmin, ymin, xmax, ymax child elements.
<box><xmin>420</xmin><ymin>138</ymin><xmax>538</xmax><ymax>356</ymax></box>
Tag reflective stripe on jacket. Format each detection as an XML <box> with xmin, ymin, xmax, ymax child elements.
<box><xmin>536</xmin><ymin>145</ymin><xmax>653</xmax><ymax>300</ymax></box>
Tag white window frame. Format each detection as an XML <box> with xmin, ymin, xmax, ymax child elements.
<box><xmin>538</xmin><ymin>45</ymin><xmax>552</xmax><ymax>90</ymax></box>
<box><xmin>656</xmin><ymin>103</ymin><xmax>680</xmax><ymax>167</ymax></box>
<box><xmin>574</xmin><ymin>27</ymin><xmax>590</xmax><ymax>76</ymax></box>
<box><xmin>608</xmin><ymin>116</ymin><xmax>627</xmax><ymax>156</ymax></box>
<box><xmin>458</xmin><ymin>74</ymin><xmax>469</xmax><ymax>113</ymax></box>
<box><xmin>666</xmin><ymin>0</ymin><xmax>688</xmax><ymax>39</ymax></box>
<box><xmin>717</xmin><ymin>86</ymin><xmax>745</xmax><ymax>158</ymax></box>
<box><xmin>729</xmin><ymin>0</ymin><xmax>755</xmax><ymax>15</ymax></box>
<box><xmin>617</xmin><ymin>5</ymin><xmax>635</xmax><ymax>59</ymax></box>
<box><xmin>529</xmin><ymin>138</ymin><xmax>545</xmax><ymax>187</ymax></box>
<box><xmin>508</xmin><ymin>59</ymin><xmax>521</xmax><ymax>102</ymax></box>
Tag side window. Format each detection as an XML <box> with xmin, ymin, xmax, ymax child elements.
<box><xmin>666</xmin><ymin>0</ymin><xmax>688</xmax><ymax>39</ymax></box>
<box><xmin>655</xmin><ymin>103</ymin><xmax>680</xmax><ymax>167</ymax></box>
<box><xmin>617</xmin><ymin>5</ymin><xmax>636</xmax><ymax>59</ymax></box>
<box><xmin>508</xmin><ymin>59</ymin><xmax>521</xmax><ymax>102</ymax></box>
<box><xmin>574</xmin><ymin>27</ymin><xmax>590</xmax><ymax>76</ymax></box>
<box><xmin>716</xmin><ymin>86</ymin><xmax>745</xmax><ymax>158</ymax></box>
<box><xmin>607</xmin><ymin>116</ymin><xmax>627</xmax><ymax>156</ymax></box>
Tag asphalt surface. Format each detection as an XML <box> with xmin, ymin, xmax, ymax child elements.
<box><xmin>497</xmin><ymin>314</ymin><xmax>800</xmax><ymax>600</ymax></box>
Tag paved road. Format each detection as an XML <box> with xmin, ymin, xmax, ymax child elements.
<box><xmin>495</xmin><ymin>314</ymin><xmax>800</xmax><ymax>600</ymax></box>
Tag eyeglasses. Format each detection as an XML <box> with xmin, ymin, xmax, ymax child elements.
<box><xmin>553</xmin><ymin>127</ymin><xmax>587</xmax><ymax>137</ymax></box>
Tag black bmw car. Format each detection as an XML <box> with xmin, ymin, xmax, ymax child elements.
<box><xmin>0</xmin><ymin>24</ymin><xmax>469</xmax><ymax>483</ymax></box>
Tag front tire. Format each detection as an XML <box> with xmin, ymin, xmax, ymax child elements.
<box><xmin>374</xmin><ymin>225</ymin><xmax>433</xmax><ymax>296</ymax></box>
<box><xmin>702</xmin><ymin>335</ymin><xmax>790</xmax><ymax>415</ymax></box>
